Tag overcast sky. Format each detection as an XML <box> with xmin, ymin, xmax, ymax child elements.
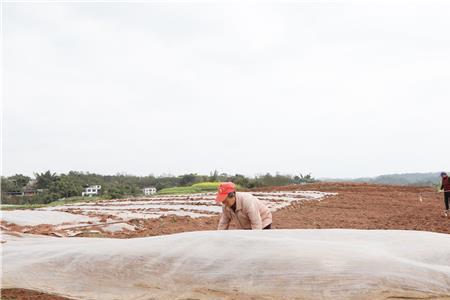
<box><xmin>2</xmin><ymin>1</ymin><xmax>450</xmax><ymax>178</ymax></box>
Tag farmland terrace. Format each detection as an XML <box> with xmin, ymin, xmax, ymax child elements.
<box><xmin>1</xmin><ymin>182</ymin><xmax>449</xmax><ymax>299</ymax></box>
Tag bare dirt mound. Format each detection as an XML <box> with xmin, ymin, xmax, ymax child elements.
<box><xmin>0</xmin><ymin>288</ymin><xmax>75</xmax><ymax>300</ymax></box>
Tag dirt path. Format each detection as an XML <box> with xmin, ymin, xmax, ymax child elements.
<box><xmin>2</xmin><ymin>182</ymin><xmax>449</xmax><ymax>299</ymax></box>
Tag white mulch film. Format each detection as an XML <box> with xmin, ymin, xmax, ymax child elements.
<box><xmin>102</xmin><ymin>222</ymin><xmax>136</xmax><ymax>233</ymax></box>
<box><xmin>1</xmin><ymin>191</ymin><xmax>335</xmax><ymax>228</ymax></box>
<box><xmin>50</xmin><ymin>204</ymin><xmax>224</xmax><ymax>213</ymax></box>
<box><xmin>0</xmin><ymin>210</ymin><xmax>100</xmax><ymax>226</ymax></box>
<box><xmin>88</xmin><ymin>210</ymin><xmax>214</xmax><ymax>220</ymax></box>
<box><xmin>2</xmin><ymin>229</ymin><xmax>450</xmax><ymax>299</ymax></box>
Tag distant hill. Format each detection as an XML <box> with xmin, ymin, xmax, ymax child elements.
<box><xmin>321</xmin><ymin>172</ymin><xmax>445</xmax><ymax>186</ymax></box>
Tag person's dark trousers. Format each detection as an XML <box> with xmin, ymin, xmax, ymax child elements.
<box><xmin>263</xmin><ymin>224</ymin><xmax>272</xmax><ymax>230</ymax></box>
<box><xmin>445</xmin><ymin>192</ymin><xmax>450</xmax><ymax>210</ymax></box>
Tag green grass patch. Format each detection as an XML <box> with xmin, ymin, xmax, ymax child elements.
<box><xmin>158</xmin><ymin>182</ymin><xmax>241</xmax><ymax>195</ymax></box>
<box><xmin>1</xmin><ymin>204</ymin><xmax>47</xmax><ymax>210</ymax></box>
<box><xmin>157</xmin><ymin>186</ymin><xmax>202</xmax><ymax>195</ymax></box>
<box><xmin>191</xmin><ymin>182</ymin><xmax>221</xmax><ymax>190</ymax></box>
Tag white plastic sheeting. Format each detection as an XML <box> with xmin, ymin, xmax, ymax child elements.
<box><xmin>100</xmin><ymin>210</ymin><xmax>214</xmax><ymax>220</ymax></box>
<box><xmin>102</xmin><ymin>222</ymin><xmax>136</xmax><ymax>233</ymax></box>
<box><xmin>40</xmin><ymin>191</ymin><xmax>334</xmax><ymax>217</ymax></box>
<box><xmin>0</xmin><ymin>210</ymin><xmax>99</xmax><ymax>226</ymax></box>
<box><xmin>48</xmin><ymin>204</ymin><xmax>223</xmax><ymax>213</ymax></box>
<box><xmin>1</xmin><ymin>191</ymin><xmax>335</xmax><ymax>231</ymax></box>
<box><xmin>2</xmin><ymin>229</ymin><xmax>450</xmax><ymax>299</ymax></box>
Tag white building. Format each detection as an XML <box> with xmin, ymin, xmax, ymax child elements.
<box><xmin>143</xmin><ymin>187</ymin><xmax>157</xmax><ymax>196</ymax></box>
<box><xmin>82</xmin><ymin>185</ymin><xmax>102</xmax><ymax>197</ymax></box>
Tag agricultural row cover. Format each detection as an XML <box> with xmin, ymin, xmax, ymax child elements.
<box><xmin>3</xmin><ymin>229</ymin><xmax>450</xmax><ymax>299</ymax></box>
<box><xmin>1</xmin><ymin>191</ymin><xmax>335</xmax><ymax>236</ymax></box>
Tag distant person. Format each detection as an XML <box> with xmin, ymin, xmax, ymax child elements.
<box><xmin>216</xmin><ymin>182</ymin><xmax>272</xmax><ymax>230</ymax></box>
<box><xmin>440</xmin><ymin>172</ymin><xmax>450</xmax><ymax>216</ymax></box>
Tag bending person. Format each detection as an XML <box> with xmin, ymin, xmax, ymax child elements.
<box><xmin>440</xmin><ymin>172</ymin><xmax>450</xmax><ymax>216</ymax></box>
<box><xmin>216</xmin><ymin>182</ymin><xmax>272</xmax><ymax>230</ymax></box>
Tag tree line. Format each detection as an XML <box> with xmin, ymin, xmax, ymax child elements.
<box><xmin>1</xmin><ymin>171</ymin><xmax>317</xmax><ymax>205</ymax></box>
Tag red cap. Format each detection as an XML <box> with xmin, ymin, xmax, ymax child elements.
<box><xmin>216</xmin><ymin>182</ymin><xmax>236</xmax><ymax>202</ymax></box>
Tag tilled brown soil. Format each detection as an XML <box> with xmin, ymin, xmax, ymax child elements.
<box><xmin>105</xmin><ymin>182</ymin><xmax>450</xmax><ymax>236</ymax></box>
<box><xmin>2</xmin><ymin>182</ymin><xmax>449</xmax><ymax>299</ymax></box>
<box><xmin>0</xmin><ymin>289</ymin><xmax>75</xmax><ymax>300</ymax></box>
<box><xmin>270</xmin><ymin>182</ymin><xmax>450</xmax><ymax>233</ymax></box>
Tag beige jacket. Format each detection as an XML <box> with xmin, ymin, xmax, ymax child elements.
<box><xmin>218</xmin><ymin>192</ymin><xmax>272</xmax><ymax>230</ymax></box>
